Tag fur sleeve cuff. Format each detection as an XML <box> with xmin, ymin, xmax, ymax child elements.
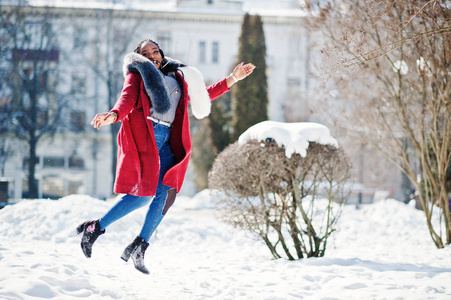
<box><xmin>179</xmin><ymin>66</ymin><xmax>211</xmax><ymax>119</ymax></box>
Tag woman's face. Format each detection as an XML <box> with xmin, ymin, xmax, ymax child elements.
<box><xmin>140</xmin><ymin>42</ymin><xmax>162</xmax><ymax>69</ymax></box>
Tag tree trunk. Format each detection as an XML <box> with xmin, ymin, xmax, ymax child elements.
<box><xmin>261</xmin><ymin>235</ymin><xmax>281</xmax><ymax>259</ymax></box>
<box><xmin>28</xmin><ymin>132</ymin><xmax>38</xmax><ymax>198</ymax></box>
<box><xmin>272</xmin><ymin>223</ymin><xmax>296</xmax><ymax>260</ymax></box>
<box><xmin>110</xmin><ymin>123</ymin><xmax>119</xmax><ymax>186</ymax></box>
<box><xmin>107</xmin><ymin>74</ymin><xmax>119</xmax><ymax>190</ymax></box>
<box><xmin>27</xmin><ymin>78</ymin><xmax>39</xmax><ymax>199</ymax></box>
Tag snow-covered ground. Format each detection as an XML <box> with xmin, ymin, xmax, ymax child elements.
<box><xmin>1</xmin><ymin>192</ymin><xmax>451</xmax><ymax>300</ymax></box>
<box><xmin>1</xmin><ymin>121</ymin><xmax>450</xmax><ymax>299</ymax></box>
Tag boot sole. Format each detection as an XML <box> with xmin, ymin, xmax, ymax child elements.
<box><xmin>120</xmin><ymin>253</ymin><xmax>130</xmax><ymax>262</ymax></box>
<box><xmin>134</xmin><ymin>265</ymin><xmax>150</xmax><ymax>274</ymax></box>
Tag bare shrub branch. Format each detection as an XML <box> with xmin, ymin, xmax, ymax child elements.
<box><xmin>306</xmin><ymin>0</ymin><xmax>451</xmax><ymax>248</ymax></box>
<box><xmin>209</xmin><ymin>140</ymin><xmax>352</xmax><ymax>260</ymax></box>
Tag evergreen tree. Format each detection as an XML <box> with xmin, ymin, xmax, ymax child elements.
<box><xmin>232</xmin><ymin>13</ymin><xmax>268</xmax><ymax>141</ymax></box>
<box><xmin>209</xmin><ymin>92</ymin><xmax>232</xmax><ymax>154</ymax></box>
<box><xmin>192</xmin><ymin>13</ymin><xmax>268</xmax><ymax>190</ymax></box>
<box><xmin>191</xmin><ymin>92</ymin><xmax>231</xmax><ymax>190</ymax></box>
<box><xmin>191</xmin><ymin>118</ymin><xmax>216</xmax><ymax>191</ymax></box>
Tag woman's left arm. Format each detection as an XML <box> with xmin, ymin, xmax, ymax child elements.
<box><xmin>207</xmin><ymin>62</ymin><xmax>256</xmax><ymax>100</ymax></box>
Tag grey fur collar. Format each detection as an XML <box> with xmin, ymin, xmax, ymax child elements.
<box><xmin>123</xmin><ymin>52</ymin><xmax>212</xmax><ymax>119</ymax></box>
<box><xmin>123</xmin><ymin>52</ymin><xmax>170</xmax><ymax>114</ymax></box>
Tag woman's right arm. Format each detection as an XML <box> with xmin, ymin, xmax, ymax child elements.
<box><xmin>91</xmin><ymin>72</ymin><xmax>141</xmax><ymax>129</ymax></box>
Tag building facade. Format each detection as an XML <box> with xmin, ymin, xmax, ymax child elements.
<box><xmin>1</xmin><ymin>0</ymin><xmax>317</xmax><ymax>200</ymax></box>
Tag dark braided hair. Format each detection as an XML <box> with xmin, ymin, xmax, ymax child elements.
<box><xmin>134</xmin><ymin>39</ymin><xmax>185</xmax><ymax>75</ymax></box>
<box><xmin>134</xmin><ymin>39</ymin><xmax>165</xmax><ymax>58</ymax></box>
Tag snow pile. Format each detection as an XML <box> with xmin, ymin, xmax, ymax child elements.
<box><xmin>238</xmin><ymin>121</ymin><xmax>338</xmax><ymax>157</ymax></box>
<box><xmin>1</xmin><ymin>194</ymin><xmax>451</xmax><ymax>299</ymax></box>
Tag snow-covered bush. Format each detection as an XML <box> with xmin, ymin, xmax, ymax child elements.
<box><xmin>209</xmin><ymin>140</ymin><xmax>352</xmax><ymax>260</ymax></box>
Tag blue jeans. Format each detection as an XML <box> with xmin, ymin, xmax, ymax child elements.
<box><xmin>99</xmin><ymin>122</ymin><xmax>175</xmax><ymax>243</ymax></box>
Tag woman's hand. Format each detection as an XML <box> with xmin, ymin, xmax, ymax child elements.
<box><xmin>233</xmin><ymin>62</ymin><xmax>256</xmax><ymax>80</ymax></box>
<box><xmin>91</xmin><ymin>111</ymin><xmax>118</xmax><ymax>130</ymax></box>
<box><xmin>227</xmin><ymin>62</ymin><xmax>256</xmax><ymax>87</ymax></box>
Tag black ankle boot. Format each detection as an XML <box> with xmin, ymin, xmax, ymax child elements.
<box><xmin>121</xmin><ymin>236</ymin><xmax>150</xmax><ymax>274</ymax></box>
<box><xmin>120</xmin><ymin>236</ymin><xmax>142</xmax><ymax>262</ymax></box>
<box><xmin>76</xmin><ymin>220</ymin><xmax>105</xmax><ymax>258</ymax></box>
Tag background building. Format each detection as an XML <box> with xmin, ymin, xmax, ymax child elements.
<box><xmin>0</xmin><ymin>0</ymin><xmax>401</xmax><ymax>201</ymax></box>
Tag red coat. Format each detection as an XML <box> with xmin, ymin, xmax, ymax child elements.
<box><xmin>111</xmin><ymin>71</ymin><xmax>229</xmax><ymax>196</ymax></box>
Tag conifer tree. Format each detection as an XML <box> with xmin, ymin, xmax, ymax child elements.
<box><xmin>191</xmin><ymin>118</ymin><xmax>216</xmax><ymax>190</ymax></box>
<box><xmin>232</xmin><ymin>13</ymin><xmax>268</xmax><ymax>141</ymax></box>
<box><xmin>209</xmin><ymin>92</ymin><xmax>232</xmax><ymax>154</ymax></box>
<box><xmin>192</xmin><ymin>13</ymin><xmax>268</xmax><ymax>190</ymax></box>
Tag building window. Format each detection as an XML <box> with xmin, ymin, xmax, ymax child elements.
<box><xmin>42</xmin><ymin>175</ymin><xmax>64</xmax><ymax>198</ymax></box>
<box><xmin>157</xmin><ymin>32</ymin><xmax>172</xmax><ymax>55</ymax></box>
<box><xmin>19</xmin><ymin>67</ymin><xmax>50</xmax><ymax>90</ymax></box>
<box><xmin>69</xmin><ymin>155</ymin><xmax>85</xmax><ymax>169</ymax></box>
<box><xmin>199</xmin><ymin>41</ymin><xmax>206</xmax><ymax>64</ymax></box>
<box><xmin>37</xmin><ymin>110</ymin><xmax>49</xmax><ymax>129</ymax></box>
<box><xmin>287</xmin><ymin>77</ymin><xmax>301</xmax><ymax>87</ymax></box>
<box><xmin>207</xmin><ymin>0</ymin><xmax>213</xmax><ymax>4</ymax></box>
<box><xmin>71</xmin><ymin>74</ymin><xmax>86</xmax><ymax>95</ymax></box>
<box><xmin>22</xmin><ymin>157</ymin><xmax>38</xmax><ymax>170</ymax></box>
<box><xmin>70</xmin><ymin>110</ymin><xmax>86</xmax><ymax>132</ymax></box>
<box><xmin>43</xmin><ymin>157</ymin><xmax>65</xmax><ymax>168</ymax></box>
<box><xmin>68</xmin><ymin>179</ymin><xmax>83</xmax><ymax>194</ymax></box>
<box><xmin>212</xmin><ymin>41</ymin><xmax>219</xmax><ymax>64</ymax></box>
<box><xmin>73</xmin><ymin>29</ymin><xmax>87</xmax><ymax>50</ymax></box>
<box><xmin>12</xmin><ymin>49</ymin><xmax>59</xmax><ymax>63</ymax></box>
<box><xmin>12</xmin><ymin>49</ymin><xmax>59</xmax><ymax>91</ymax></box>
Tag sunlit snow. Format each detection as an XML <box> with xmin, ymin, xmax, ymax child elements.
<box><xmin>1</xmin><ymin>193</ymin><xmax>450</xmax><ymax>299</ymax></box>
<box><xmin>1</xmin><ymin>121</ymin><xmax>450</xmax><ymax>299</ymax></box>
<box><xmin>238</xmin><ymin>121</ymin><xmax>338</xmax><ymax>157</ymax></box>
